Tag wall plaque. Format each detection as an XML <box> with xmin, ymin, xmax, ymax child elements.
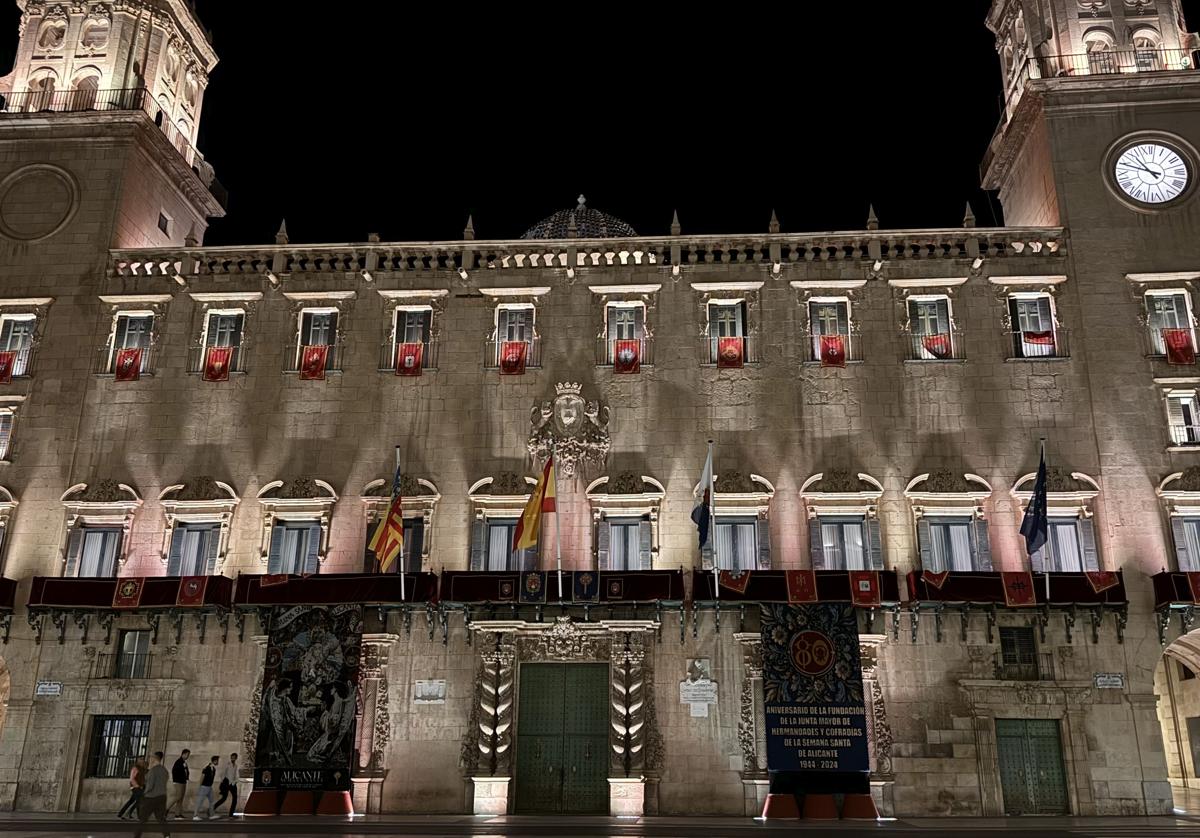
<box><xmin>414</xmin><ymin>679</ymin><xmax>447</xmax><ymax>704</ymax></box>
<box><xmin>35</xmin><ymin>681</ymin><xmax>62</xmax><ymax>697</ymax></box>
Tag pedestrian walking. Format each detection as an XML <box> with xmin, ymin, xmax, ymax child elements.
<box><xmin>132</xmin><ymin>752</ymin><xmax>170</xmax><ymax>838</ymax></box>
<box><xmin>192</xmin><ymin>756</ymin><xmax>218</xmax><ymax>820</ymax></box>
<box><xmin>117</xmin><ymin>756</ymin><xmax>145</xmax><ymax>820</ymax></box>
<box><xmin>212</xmin><ymin>752</ymin><xmax>239</xmax><ymax>818</ymax></box>
<box><xmin>163</xmin><ymin>749</ymin><xmax>189</xmax><ymax>819</ymax></box>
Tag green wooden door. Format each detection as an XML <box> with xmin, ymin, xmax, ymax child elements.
<box><xmin>996</xmin><ymin>719</ymin><xmax>1069</xmax><ymax>815</ymax></box>
<box><xmin>515</xmin><ymin>663</ymin><xmax>609</xmax><ymax>814</ymax></box>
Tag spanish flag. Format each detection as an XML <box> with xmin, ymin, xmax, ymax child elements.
<box><xmin>513</xmin><ymin>457</ymin><xmax>556</xmax><ymax>554</ymax></box>
<box><xmin>369</xmin><ymin>464</ymin><xmax>405</xmax><ymax>574</ymax></box>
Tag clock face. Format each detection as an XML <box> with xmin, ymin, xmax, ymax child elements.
<box><xmin>1113</xmin><ymin>143</ymin><xmax>1191</xmax><ymax>205</ymax></box>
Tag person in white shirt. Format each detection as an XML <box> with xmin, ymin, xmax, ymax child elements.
<box><xmin>210</xmin><ymin>752</ymin><xmax>240</xmax><ymax>819</ymax></box>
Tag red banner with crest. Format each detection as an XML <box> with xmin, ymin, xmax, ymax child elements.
<box><xmin>114</xmin><ymin>348</ymin><xmax>142</xmax><ymax>382</ymax></box>
<box><xmin>499</xmin><ymin>341</ymin><xmax>527</xmax><ymax>375</ymax></box>
<box><xmin>176</xmin><ymin>576</ymin><xmax>210</xmax><ymax>607</ymax></box>
<box><xmin>299</xmin><ymin>345</ymin><xmax>329</xmax><ymax>381</ymax></box>
<box><xmin>849</xmin><ymin>570</ymin><xmax>881</xmax><ymax>607</ymax></box>
<box><xmin>820</xmin><ymin>334</ymin><xmax>846</xmax><ymax>367</ymax></box>
<box><xmin>922</xmin><ymin>333</ymin><xmax>952</xmax><ymax>360</ymax></box>
<box><xmin>203</xmin><ymin>346</ymin><xmax>233</xmax><ymax>382</ymax></box>
<box><xmin>785</xmin><ymin>570</ymin><xmax>819</xmax><ymax>603</ymax></box>
<box><xmin>716</xmin><ymin>337</ymin><xmax>744</xmax><ymax>369</ymax></box>
<box><xmin>0</xmin><ymin>351</ymin><xmax>17</xmax><ymax>384</ymax></box>
<box><xmin>1001</xmin><ymin>571</ymin><xmax>1037</xmax><ymax>607</ymax></box>
<box><xmin>613</xmin><ymin>339</ymin><xmax>641</xmax><ymax>374</ymax></box>
<box><xmin>395</xmin><ymin>342</ymin><xmax>423</xmax><ymax>376</ymax></box>
<box><xmin>1165</xmin><ymin>328</ymin><xmax>1197</xmax><ymax>365</ymax></box>
<box><xmin>112</xmin><ymin>577</ymin><xmax>146</xmax><ymax>609</ymax></box>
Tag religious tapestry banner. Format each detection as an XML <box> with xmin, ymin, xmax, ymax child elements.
<box><xmin>1165</xmin><ymin>328</ymin><xmax>1197</xmax><ymax>366</ymax></box>
<box><xmin>820</xmin><ymin>334</ymin><xmax>846</xmax><ymax>368</ymax></box>
<box><xmin>299</xmin><ymin>345</ymin><xmax>329</xmax><ymax>381</ymax></box>
<box><xmin>716</xmin><ymin>337</ymin><xmax>744</xmax><ymax>369</ymax></box>
<box><xmin>499</xmin><ymin>341</ymin><xmax>527</xmax><ymax>375</ymax></box>
<box><xmin>114</xmin><ymin>348</ymin><xmax>142</xmax><ymax>382</ymax></box>
<box><xmin>759</xmin><ymin>603</ymin><xmax>869</xmax><ymax>776</ymax></box>
<box><xmin>395</xmin><ymin>342</ymin><xmax>423</xmax><ymax>376</ymax></box>
<box><xmin>253</xmin><ymin>604</ymin><xmax>363</xmax><ymax>793</ymax></box>
<box><xmin>112</xmin><ymin>577</ymin><xmax>145</xmax><ymax>609</ymax></box>
<box><xmin>203</xmin><ymin>346</ymin><xmax>233</xmax><ymax>382</ymax></box>
<box><xmin>0</xmin><ymin>351</ymin><xmax>17</xmax><ymax>384</ymax></box>
<box><xmin>613</xmin><ymin>339</ymin><xmax>641</xmax><ymax>374</ymax></box>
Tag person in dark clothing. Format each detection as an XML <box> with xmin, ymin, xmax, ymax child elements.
<box><xmin>133</xmin><ymin>751</ymin><xmax>170</xmax><ymax>838</ymax></box>
<box><xmin>118</xmin><ymin>756</ymin><xmax>145</xmax><ymax>820</ymax></box>
<box><xmin>163</xmin><ymin>749</ymin><xmax>189</xmax><ymax>819</ymax></box>
<box><xmin>192</xmin><ymin>756</ymin><xmax>218</xmax><ymax>820</ymax></box>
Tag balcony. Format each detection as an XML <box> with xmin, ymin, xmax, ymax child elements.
<box><xmin>377</xmin><ymin>339</ymin><xmax>440</xmax><ymax>373</ymax></box>
<box><xmin>1006</xmin><ymin>329</ymin><xmax>1069</xmax><ymax>360</ymax></box>
<box><xmin>234</xmin><ymin>573</ymin><xmax>440</xmax><ymax>607</ymax></box>
<box><xmin>702</xmin><ymin>335</ymin><xmax>763</xmax><ymax>366</ymax></box>
<box><xmin>283</xmin><ymin>340</ymin><xmax>346</xmax><ymax>375</ymax></box>
<box><xmin>440</xmin><ymin>570</ymin><xmax>685</xmax><ymax>604</ymax></box>
<box><xmin>186</xmin><ymin>343</ymin><xmax>250</xmax><ymax>376</ymax></box>
<box><xmin>1169</xmin><ymin>422</ymin><xmax>1200</xmax><ymax>447</ymax></box>
<box><xmin>0</xmin><ymin>86</ymin><xmax>226</xmax><ymax>208</ymax></box>
<box><xmin>801</xmin><ymin>334</ymin><xmax>863</xmax><ymax>365</ymax></box>
<box><xmin>28</xmin><ymin>576</ymin><xmax>235</xmax><ymax>611</ymax></box>
<box><xmin>994</xmin><ymin>651</ymin><xmax>1055</xmax><ymax>682</ymax></box>
<box><xmin>595</xmin><ymin>336</ymin><xmax>655</xmax><ymax>368</ymax></box>
<box><xmin>1145</xmin><ymin>325</ymin><xmax>1197</xmax><ymax>365</ymax></box>
<box><xmin>903</xmin><ymin>332</ymin><xmax>965</xmax><ymax>362</ymax></box>
<box><xmin>484</xmin><ymin>337</ymin><xmax>542</xmax><ymax>371</ymax></box>
<box><xmin>1037</xmin><ymin>48</ymin><xmax>1195</xmax><ymax>79</ymax></box>
<box><xmin>94</xmin><ymin>344</ymin><xmax>157</xmax><ymax>377</ymax></box>
<box><xmin>94</xmin><ymin>652</ymin><xmax>173</xmax><ymax>680</ymax></box>
<box><xmin>906</xmin><ymin>570</ymin><xmax>1127</xmax><ymax>607</ymax></box>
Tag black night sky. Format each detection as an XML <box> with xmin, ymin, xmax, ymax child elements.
<box><xmin>2</xmin><ymin>1</ymin><xmax>1200</xmax><ymax>245</ymax></box>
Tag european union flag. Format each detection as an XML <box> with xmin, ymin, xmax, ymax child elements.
<box><xmin>1020</xmin><ymin>446</ymin><xmax>1049</xmax><ymax>557</ymax></box>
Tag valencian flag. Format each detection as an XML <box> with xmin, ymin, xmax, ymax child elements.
<box><xmin>0</xmin><ymin>351</ymin><xmax>16</xmax><ymax>384</ymax></box>
<box><xmin>922</xmin><ymin>333</ymin><xmax>952</xmax><ymax>360</ymax></box>
<box><xmin>716</xmin><ymin>337</ymin><xmax>744</xmax><ymax>369</ymax></box>
<box><xmin>1020</xmin><ymin>444</ymin><xmax>1049</xmax><ymax>560</ymax></box>
<box><xmin>512</xmin><ymin>456</ymin><xmax>556</xmax><ymax>553</ymax></box>
<box><xmin>368</xmin><ymin>463</ymin><xmax>404</xmax><ymax>574</ymax></box>
<box><xmin>690</xmin><ymin>446</ymin><xmax>714</xmax><ymax>550</ymax></box>
<box><xmin>395</xmin><ymin>342</ymin><xmax>423</xmax><ymax>376</ymax></box>
<box><xmin>299</xmin><ymin>345</ymin><xmax>329</xmax><ymax>380</ymax></box>
<box><xmin>613</xmin><ymin>339</ymin><xmax>641</xmax><ymax>374</ymax></box>
<box><xmin>499</xmin><ymin>341</ymin><xmax>527</xmax><ymax>375</ymax></box>
<box><xmin>203</xmin><ymin>345</ymin><xmax>233</xmax><ymax>382</ymax></box>
<box><xmin>112</xmin><ymin>577</ymin><xmax>146</xmax><ymax>609</ymax></box>
<box><xmin>114</xmin><ymin>348</ymin><xmax>142</xmax><ymax>382</ymax></box>
<box><xmin>820</xmin><ymin>334</ymin><xmax>847</xmax><ymax>367</ymax></box>
<box><xmin>1165</xmin><ymin>328</ymin><xmax>1197</xmax><ymax>365</ymax></box>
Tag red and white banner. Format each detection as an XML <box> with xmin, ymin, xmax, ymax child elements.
<box><xmin>203</xmin><ymin>345</ymin><xmax>233</xmax><ymax>382</ymax></box>
<box><xmin>785</xmin><ymin>569</ymin><xmax>819</xmax><ymax>603</ymax></box>
<box><xmin>922</xmin><ymin>569</ymin><xmax>950</xmax><ymax>590</ymax></box>
<box><xmin>114</xmin><ymin>348</ymin><xmax>142</xmax><ymax>382</ymax></box>
<box><xmin>1001</xmin><ymin>571</ymin><xmax>1037</xmax><ymax>607</ymax></box>
<box><xmin>1084</xmin><ymin>571</ymin><xmax>1119</xmax><ymax>595</ymax></box>
<box><xmin>613</xmin><ymin>339</ymin><xmax>641</xmax><ymax>374</ymax></box>
<box><xmin>716</xmin><ymin>337</ymin><xmax>744</xmax><ymax>369</ymax></box>
<box><xmin>112</xmin><ymin>577</ymin><xmax>146</xmax><ymax>609</ymax></box>
<box><xmin>0</xmin><ymin>351</ymin><xmax>17</xmax><ymax>385</ymax></box>
<box><xmin>299</xmin><ymin>345</ymin><xmax>328</xmax><ymax>381</ymax></box>
<box><xmin>175</xmin><ymin>576</ymin><xmax>209</xmax><ymax>607</ymax></box>
<box><xmin>922</xmin><ymin>333</ymin><xmax>952</xmax><ymax>360</ymax></box>
<box><xmin>849</xmin><ymin>570</ymin><xmax>881</xmax><ymax>607</ymax></box>
<box><xmin>718</xmin><ymin>569</ymin><xmax>751</xmax><ymax>594</ymax></box>
<box><xmin>1165</xmin><ymin>328</ymin><xmax>1197</xmax><ymax>366</ymax></box>
<box><xmin>499</xmin><ymin>341</ymin><xmax>527</xmax><ymax>375</ymax></box>
<box><xmin>820</xmin><ymin>334</ymin><xmax>846</xmax><ymax>367</ymax></box>
<box><xmin>395</xmin><ymin>342</ymin><xmax>424</xmax><ymax>376</ymax></box>
<box><xmin>1021</xmin><ymin>330</ymin><xmax>1056</xmax><ymax>357</ymax></box>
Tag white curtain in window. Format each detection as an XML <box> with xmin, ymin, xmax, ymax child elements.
<box><xmin>949</xmin><ymin>524</ymin><xmax>973</xmax><ymax>571</ymax></box>
<box><xmin>610</xmin><ymin>523</ymin><xmax>640</xmax><ymax>571</ymax></box>
<box><xmin>80</xmin><ymin>530</ymin><xmax>118</xmax><ymax>577</ymax></box>
<box><xmin>1050</xmin><ymin>522</ymin><xmax>1082</xmax><ymax>572</ymax></box>
<box><xmin>843</xmin><ymin>523</ymin><xmax>865</xmax><ymax>570</ymax></box>
<box><xmin>821</xmin><ymin>523</ymin><xmax>843</xmax><ymax>569</ymax></box>
<box><xmin>716</xmin><ymin>523</ymin><xmax>735</xmax><ymax>571</ymax></box>
<box><xmin>929</xmin><ymin>525</ymin><xmax>949</xmax><ymax>573</ymax></box>
<box><xmin>281</xmin><ymin>527</ymin><xmax>303</xmax><ymax>574</ymax></box>
<box><xmin>1186</xmin><ymin>520</ymin><xmax>1200</xmax><ymax>570</ymax></box>
<box><xmin>181</xmin><ymin>528</ymin><xmax>205</xmax><ymax>576</ymax></box>
<box><xmin>734</xmin><ymin>522</ymin><xmax>757</xmax><ymax>570</ymax></box>
<box><xmin>487</xmin><ymin>524</ymin><xmax>511</xmax><ymax>572</ymax></box>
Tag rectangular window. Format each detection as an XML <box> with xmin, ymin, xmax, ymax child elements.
<box><xmin>364</xmin><ymin>516</ymin><xmax>423</xmax><ymax>573</ymax></box>
<box><xmin>108</xmin><ymin>313</ymin><xmax>153</xmax><ymax>374</ymax></box>
<box><xmin>167</xmin><ymin>522</ymin><xmax>219</xmax><ymax>576</ymax></box>
<box><xmin>708</xmin><ymin>302</ymin><xmax>746</xmax><ymax>363</ymax></box>
<box><xmin>301</xmin><ymin>310</ymin><xmax>338</xmax><ymax>346</ymax></box>
<box><xmin>0</xmin><ymin>314</ymin><xmax>35</xmax><ymax>376</ymax></box>
<box><xmin>819</xmin><ymin>516</ymin><xmax>868</xmax><ymax>571</ymax></box>
<box><xmin>1044</xmin><ymin>519</ymin><xmax>1084</xmax><ymax>572</ymax></box>
<box><xmin>926</xmin><ymin>516</ymin><xmax>975</xmax><ymax>572</ymax></box>
<box><xmin>1175</xmin><ymin>517</ymin><xmax>1200</xmax><ymax>571</ymax></box>
<box><xmin>268</xmin><ymin>521</ymin><xmax>320</xmax><ymax>575</ymax></box>
<box><xmin>88</xmin><ymin>715</ymin><xmax>151</xmax><ymax>778</ymax></box>
<box><xmin>714</xmin><ymin>516</ymin><xmax>758</xmax><ymax>571</ymax></box>
<box><xmin>157</xmin><ymin>212</ymin><xmax>170</xmax><ymax>236</ymax></box>
<box><xmin>115</xmin><ymin>629</ymin><xmax>151</xmax><ymax>678</ymax></box>
<box><xmin>202</xmin><ymin>310</ymin><xmax>244</xmax><ymax>373</ymax></box>
<box><xmin>607</xmin><ymin>517</ymin><xmax>643</xmax><ymax>571</ymax></box>
<box><xmin>484</xmin><ymin>517</ymin><xmax>534</xmax><ymax>571</ymax></box>
<box><xmin>0</xmin><ymin>410</ymin><xmax>14</xmax><ymax>461</ymax></box>
<box><xmin>71</xmin><ymin>527</ymin><xmax>122</xmax><ymax>578</ymax></box>
<box><xmin>1168</xmin><ymin>392</ymin><xmax>1200</xmax><ymax>445</ymax></box>
<box><xmin>999</xmin><ymin>626</ymin><xmax>1039</xmax><ymax>680</ymax></box>
<box><xmin>907</xmin><ymin>297</ymin><xmax>955</xmax><ymax>360</ymax></box>
<box><xmin>494</xmin><ymin>306</ymin><xmax>536</xmax><ymax>368</ymax></box>
<box><xmin>1147</xmin><ymin>291</ymin><xmax>1196</xmax><ymax>357</ymax></box>
<box><xmin>605</xmin><ymin>303</ymin><xmax>645</xmax><ymax>364</ymax></box>
<box><xmin>396</xmin><ymin>309</ymin><xmax>431</xmax><ymax>345</ymax></box>
<box><xmin>809</xmin><ymin>299</ymin><xmax>852</xmax><ymax>361</ymax></box>
<box><xmin>1009</xmin><ymin>294</ymin><xmax>1057</xmax><ymax>358</ymax></box>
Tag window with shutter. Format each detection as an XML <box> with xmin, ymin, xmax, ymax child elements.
<box><xmin>817</xmin><ymin>516</ymin><xmax>867</xmax><ymax>571</ymax></box>
<box><xmin>395</xmin><ymin>309</ymin><xmax>432</xmax><ymax>346</ymax></box>
<box><xmin>809</xmin><ymin>300</ymin><xmax>851</xmax><ymax>360</ymax></box>
<box><xmin>606</xmin><ymin>304</ymin><xmax>645</xmax><ymax>364</ymax></box>
<box><xmin>0</xmin><ymin>411</ymin><xmax>14</xmax><ymax>460</ymax></box>
<box><xmin>205</xmin><ymin>311</ymin><xmax>245</xmax><ymax>372</ymax></box>
<box><xmin>596</xmin><ymin>519</ymin><xmax>611</xmax><ymax>571</ymax></box>
<box><xmin>485</xmin><ymin>518</ymin><xmax>531</xmax><ymax>571</ymax></box>
<box><xmin>714</xmin><ymin>516</ymin><xmax>759</xmax><ymax>571</ymax></box>
<box><xmin>110</xmin><ymin>314</ymin><xmax>153</xmax><ymax>374</ymax></box>
<box><xmin>972</xmin><ymin>519</ymin><xmax>993</xmax><ymax>571</ymax></box>
<box><xmin>171</xmin><ymin>523</ymin><xmax>219</xmax><ymax>576</ymax></box>
<box><xmin>927</xmin><ymin>517</ymin><xmax>974</xmax><ymax>571</ymax></box>
<box><xmin>0</xmin><ymin>315</ymin><xmax>35</xmax><ymax>376</ymax></box>
<box><xmin>638</xmin><ymin>520</ymin><xmax>653</xmax><ymax>570</ymax></box>
<box><xmin>608</xmin><ymin>518</ymin><xmax>642</xmax><ymax>571</ymax></box>
<box><xmin>709</xmin><ymin>302</ymin><xmax>745</xmax><ymax>362</ymax></box>
<box><xmin>1045</xmin><ymin>519</ymin><xmax>1085</xmax><ymax>572</ymax></box>
<box><xmin>269</xmin><ymin>521</ymin><xmax>319</xmax><ymax>575</ymax></box>
<box><xmin>77</xmin><ymin>527</ymin><xmax>122</xmax><ymax>577</ymax></box>
<box><xmin>469</xmin><ymin>518</ymin><xmax>487</xmax><ymax>571</ymax></box>
<box><xmin>1009</xmin><ymin>294</ymin><xmax>1056</xmax><ymax>358</ymax></box>
<box><xmin>1173</xmin><ymin>518</ymin><xmax>1200</xmax><ymax>571</ymax></box>
<box><xmin>1146</xmin><ymin>292</ymin><xmax>1193</xmax><ymax>355</ymax></box>
<box><xmin>1168</xmin><ymin>393</ymin><xmax>1200</xmax><ymax>445</ymax></box>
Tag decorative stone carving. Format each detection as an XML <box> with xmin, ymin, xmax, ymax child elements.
<box><xmin>714</xmin><ymin>472</ymin><xmax>755</xmax><ymax>494</ymax></box>
<box><xmin>1174</xmin><ymin>466</ymin><xmax>1200</xmax><ymax>491</ymax></box>
<box><xmin>521</xmin><ymin>616</ymin><xmax>607</xmax><ymax>662</ymax></box>
<box><xmin>608</xmin><ymin>471</ymin><xmax>649</xmax><ymax>495</ymax></box>
<box><xmin>610</xmin><ymin>633</ymin><xmax>647</xmax><ymax>777</ymax></box>
<box><xmin>275</xmin><ymin>477</ymin><xmax>326</xmax><ymax>499</ymax></box>
<box><xmin>78</xmin><ymin>479</ymin><xmax>134</xmax><ymax>503</ymax></box>
<box><xmin>870</xmin><ymin>679</ymin><xmax>894</xmax><ymax>775</ymax></box>
<box><xmin>1045</xmin><ymin>466</ymin><xmax>1089</xmax><ymax>492</ymax></box>
<box><xmin>529</xmin><ymin>382</ymin><xmax>611</xmax><ymax>479</ymax></box>
<box><xmin>490</xmin><ymin>473</ymin><xmax>530</xmax><ymax>496</ymax></box>
<box><xmin>642</xmin><ymin>655</ymin><xmax>664</xmax><ymax>776</ymax></box>
<box><xmin>736</xmin><ymin>636</ymin><xmax>766</xmax><ymax>779</ymax></box>
<box><xmin>923</xmin><ymin>469</ymin><xmax>972</xmax><ymax>494</ymax></box>
<box><xmin>242</xmin><ymin>678</ymin><xmax>263</xmax><ymax>769</ymax></box>
<box><xmin>372</xmin><ymin>674</ymin><xmax>391</xmax><ymax>768</ymax></box>
<box><xmin>174</xmin><ymin>476</ymin><xmax>225</xmax><ymax>502</ymax></box>
<box><xmin>472</xmin><ymin>632</ymin><xmax>516</xmax><ymax>777</ymax></box>
<box><xmin>813</xmin><ymin>469</ymin><xmax>869</xmax><ymax>494</ymax></box>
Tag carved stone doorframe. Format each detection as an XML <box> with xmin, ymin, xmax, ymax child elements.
<box><xmin>463</xmin><ymin>617</ymin><xmax>660</xmax><ymax>816</ymax></box>
<box><xmin>352</xmin><ymin>632</ymin><xmax>398</xmax><ymax>815</ymax></box>
<box><xmin>733</xmin><ymin>631</ymin><xmax>895</xmax><ymax>817</ymax></box>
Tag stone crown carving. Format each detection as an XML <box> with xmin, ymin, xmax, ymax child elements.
<box><xmin>1044</xmin><ymin>466</ymin><xmax>1088</xmax><ymax>493</ymax></box>
<box><xmin>1171</xmin><ymin>466</ymin><xmax>1200</xmax><ymax>492</ymax></box>
<box><xmin>367</xmin><ymin>475</ymin><xmax>434</xmax><ymax>497</ymax></box>
<box><xmin>489</xmin><ymin>473</ymin><xmax>531</xmax><ymax>496</ymax></box>
<box><xmin>921</xmin><ymin>469</ymin><xmax>973</xmax><ymax>494</ymax></box>
<box><xmin>272</xmin><ymin>477</ymin><xmax>333</xmax><ymax>499</ymax></box>
<box><xmin>173</xmin><ymin>476</ymin><xmax>228</xmax><ymax>502</ymax></box>
<box><xmin>715</xmin><ymin>472</ymin><xmax>756</xmax><ymax>494</ymax></box>
<box><xmin>74</xmin><ymin>479</ymin><xmax>137</xmax><ymax>504</ymax></box>
<box><xmin>812</xmin><ymin>468</ymin><xmax>874</xmax><ymax>494</ymax></box>
<box><xmin>608</xmin><ymin>471</ymin><xmax>652</xmax><ymax>495</ymax></box>
<box><xmin>529</xmin><ymin>383</ymin><xmax>610</xmax><ymax>480</ymax></box>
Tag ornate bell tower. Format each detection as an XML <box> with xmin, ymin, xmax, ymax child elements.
<box><xmin>982</xmin><ymin>0</ymin><xmax>1197</xmax><ymax>226</ymax></box>
<box><xmin>0</xmin><ymin>0</ymin><xmax>224</xmax><ymax>252</ymax></box>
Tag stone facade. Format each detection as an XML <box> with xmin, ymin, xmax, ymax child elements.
<box><xmin>0</xmin><ymin>0</ymin><xmax>1197</xmax><ymax>820</ymax></box>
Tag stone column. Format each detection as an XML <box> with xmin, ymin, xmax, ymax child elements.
<box><xmin>469</xmin><ymin>630</ymin><xmax>516</xmax><ymax>815</ymax></box>
<box><xmin>734</xmin><ymin>632</ymin><xmax>769</xmax><ymax>817</ymax></box>
<box><xmin>861</xmin><ymin>635</ymin><xmax>895</xmax><ymax>816</ymax></box>
<box><xmin>608</xmin><ymin>630</ymin><xmax>647</xmax><ymax>816</ymax></box>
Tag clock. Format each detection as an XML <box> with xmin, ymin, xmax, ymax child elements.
<box><xmin>1112</xmin><ymin>141</ymin><xmax>1192</xmax><ymax>206</ymax></box>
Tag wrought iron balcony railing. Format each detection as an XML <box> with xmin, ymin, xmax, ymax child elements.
<box><xmin>595</xmin><ymin>336</ymin><xmax>655</xmax><ymax>368</ymax></box>
<box><xmin>904</xmin><ymin>332</ymin><xmax>965</xmax><ymax>362</ymax></box>
<box><xmin>94</xmin><ymin>344</ymin><xmax>156</xmax><ymax>377</ymax></box>
<box><xmin>1145</xmin><ymin>325</ymin><xmax>1198</xmax><ymax>363</ymax></box>
<box><xmin>186</xmin><ymin>344</ymin><xmax>250</xmax><ymax>376</ymax></box>
<box><xmin>801</xmin><ymin>334</ymin><xmax>862</xmax><ymax>365</ymax></box>
<box><xmin>378</xmin><ymin>339</ymin><xmax>440</xmax><ymax>373</ymax></box>
<box><xmin>1037</xmin><ymin>48</ymin><xmax>1195</xmax><ymax>78</ymax></box>
<box><xmin>0</xmin><ymin>86</ymin><xmax>225</xmax><ymax>207</ymax></box>
<box><xmin>1169</xmin><ymin>422</ymin><xmax>1200</xmax><ymax>447</ymax></box>
<box><xmin>1006</xmin><ymin>328</ymin><xmax>1069</xmax><ymax>360</ymax></box>
<box><xmin>95</xmin><ymin>652</ymin><xmax>170</xmax><ymax>679</ymax></box>
<box><xmin>994</xmin><ymin>651</ymin><xmax>1055</xmax><ymax>682</ymax></box>
<box><xmin>283</xmin><ymin>340</ymin><xmax>346</xmax><ymax>374</ymax></box>
<box><xmin>702</xmin><ymin>335</ymin><xmax>763</xmax><ymax>366</ymax></box>
<box><xmin>484</xmin><ymin>337</ymin><xmax>542</xmax><ymax>370</ymax></box>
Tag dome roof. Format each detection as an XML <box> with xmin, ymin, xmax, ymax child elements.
<box><xmin>521</xmin><ymin>196</ymin><xmax>637</xmax><ymax>240</ymax></box>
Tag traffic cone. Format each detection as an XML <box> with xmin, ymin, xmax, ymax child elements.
<box><xmin>760</xmin><ymin>793</ymin><xmax>801</xmax><ymax>819</ymax></box>
<box><xmin>841</xmin><ymin>793</ymin><xmax>880</xmax><ymax>819</ymax></box>
<box><xmin>802</xmin><ymin>793</ymin><xmax>839</xmax><ymax>820</ymax></box>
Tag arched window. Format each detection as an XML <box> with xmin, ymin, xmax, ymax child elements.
<box><xmin>26</xmin><ymin>70</ymin><xmax>57</xmax><ymax>112</ymax></box>
<box><xmin>183</xmin><ymin>70</ymin><xmax>199</xmax><ymax>109</ymax></box>
<box><xmin>1133</xmin><ymin>27</ymin><xmax>1163</xmax><ymax>71</ymax></box>
<box><xmin>1083</xmin><ymin>28</ymin><xmax>1117</xmax><ymax>74</ymax></box>
<box><xmin>72</xmin><ymin>71</ymin><xmax>101</xmax><ymax>110</ymax></box>
<box><xmin>35</xmin><ymin>20</ymin><xmax>66</xmax><ymax>52</ymax></box>
<box><xmin>79</xmin><ymin>18</ymin><xmax>110</xmax><ymax>52</ymax></box>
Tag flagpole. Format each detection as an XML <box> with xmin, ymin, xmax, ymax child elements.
<box><xmin>553</xmin><ymin>448</ymin><xmax>563</xmax><ymax>600</ymax></box>
<box><xmin>709</xmin><ymin>439</ymin><xmax>718</xmax><ymax>601</ymax></box>
<box><xmin>395</xmin><ymin>445</ymin><xmax>405</xmax><ymax>603</ymax></box>
<box><xmin>1040</xmin><ymin>437</ymin><xmax>1048</xmax><ymax>604</ymax></box>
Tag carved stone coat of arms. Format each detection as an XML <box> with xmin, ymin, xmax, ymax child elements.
<box><xmin>529</xmin><ymin>382</ymin><xmax>610</xmax><ymax>479</ymax></box>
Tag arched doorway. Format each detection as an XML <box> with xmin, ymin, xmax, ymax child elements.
<box><xmin>1155</xmin><ymin>630</ymin><xmax>1200</xmax><ymax>810</ymax></box>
